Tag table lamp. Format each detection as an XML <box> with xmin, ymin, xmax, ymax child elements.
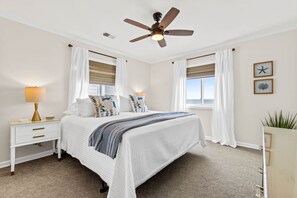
<box><xmin>136</xmin><ymin>92</ymin><xmax>146</xmax><ymax>100</ymax></box>
<box><xmin>25</xmin><ymin>87</ymin><xmax>46</xmax><ymax>121</ymax></box>
<box><xmin>136</xmin><ymin>92</ymin><xmax>146</xmax><ymax>97</ymax></box>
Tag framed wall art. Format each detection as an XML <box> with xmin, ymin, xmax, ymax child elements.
<box><xmin>254</xmin><ymin>79</ymin><xmax>274</xmax><ymax>94</ymax></box>
<box><xmin>254</xmin><ymin>61</ymin><xmax>273</xmax><ymax>78</ymax></box>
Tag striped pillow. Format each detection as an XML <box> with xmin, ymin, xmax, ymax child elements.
<box><xmin>89</xmin><ymin>95</ymin><xmax>120</xmax><ymax>117</ymax></box>
<box><xmin>129</xmin><ymin>95</ymin><xmax>148</xmax><ymax>112</ymax></box>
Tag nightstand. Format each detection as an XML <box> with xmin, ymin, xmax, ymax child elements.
<box><xmin>10</xmin><ymin>119</ymin><xmax>61</xmax><ymax>175</ymax></box>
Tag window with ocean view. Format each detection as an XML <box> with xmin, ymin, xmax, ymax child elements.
<box><xmin>186</xmin><ymin>76</ymin><xmax>215</xmax><ymax>106</ymax></box>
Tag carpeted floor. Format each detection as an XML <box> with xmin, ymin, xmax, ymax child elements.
<box><xmin>0</xmin><ymin>142</ymin><xmax>261</xmax><ymax>198</ymax></box>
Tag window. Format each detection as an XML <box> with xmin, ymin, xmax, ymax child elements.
<box><xmin>88</xmin><ymin>60</ymin><xmax>116</xmax><ymax>96</ymax></box>
<box><xmin>186</xmin><ymin>63</ymin><xmax>215</xmax><ymax>106</ymax></box>
<box><xmin>89</xmin><ymin>84</ymin><xmax>116</xmax><ymax>96</ymax></box>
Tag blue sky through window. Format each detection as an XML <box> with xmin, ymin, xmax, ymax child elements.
<box><xmin>187</xmin><ymin>79</ymin><xmax>201</xmax><ymax>99</ymax></box>
<box><xmin>204</xmin><ymin>77</ymin><xmax>215</xmax><ymax>99</ymax></box>
<box><xmin>186</xmin><ymin>77</ymin><xmax>215</xmax><ymax>105</ymax></box>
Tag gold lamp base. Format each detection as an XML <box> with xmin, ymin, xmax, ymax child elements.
<box><xmin>31</xmin><ymin>102</ymin><xmax>41</xmax><ymax>122</ymax></box>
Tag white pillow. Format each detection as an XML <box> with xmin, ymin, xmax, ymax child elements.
<box><xmin>76</xmin><ymin>98</ymin><xmax>95</xmax><ymax>117</ymax></box>
<box><xmin>63</xmin><ymin>103</ymin><xmax>79</xmax><ymax>116</ymax></box>
<box><xmin>120</xmin><ymin>96</ymin><xmax>133</xmax><ymax>112</ymax></box>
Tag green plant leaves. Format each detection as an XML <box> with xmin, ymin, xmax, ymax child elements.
<box><xmin>261</xmin><ymin>111</ymin><xmax>297</xmax><ymax>129</ymax></box>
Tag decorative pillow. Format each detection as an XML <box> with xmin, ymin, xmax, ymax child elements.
<box><xmin>89</xmin><ymin>95</ymin><xmax>119</xmax><ymax>117</ymax></box>
<box><xmin>76</xmin><ymin>98</ymin><xmax>95</xmax><ymax>117</ymax></box>
<box><xmin>120</xmin><ymin>96</ymin><xmax>133</xmax><ymax>112</ymax></box>
<box><xmin>129</xmin><ymin>95</ymin><xmax>148</xmax><ymax>112</ymax></box>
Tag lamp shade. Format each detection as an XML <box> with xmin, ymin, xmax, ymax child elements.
<box><xmin>136</xmin><ymin>92</ymin><xmax>146</xmax><ymax>97</ymax></box>
<box><xmin>25</xmin><ymin>87</ymin><xmax>45</xmax><ymax>102</ymax></box>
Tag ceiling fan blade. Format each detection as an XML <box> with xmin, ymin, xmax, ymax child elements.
<box><xmin>124</xmin><ymin>19</ymin><xmax>151</xmax><ymax>31</ymax></box>
<box><xmin>159</xmin><ymin>7</ymin><xmax>180</xmax><ymax>29</ymax></box>
<box><xmin>165</xmin><ymin>29</ymin><xmax>194</xmax><ymax>36</ymax></box>
<box><xmin>158</xmin><ymin>39</ymin><xmax>166</xmax><ymax>48</ymax></box>
<box><xmin>130</xmin><ymin>34</ymin><xmax>151</xmax><ymax>42</ymax></box>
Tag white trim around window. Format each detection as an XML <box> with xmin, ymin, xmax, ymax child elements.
<box><xmin>186</xmin><ymin>105</ymin><xmax>213</xmax><ymax>110</ymax></box>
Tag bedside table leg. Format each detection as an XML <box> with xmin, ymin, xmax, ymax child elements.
<box><xmin>52</xmin><ymin>140</ymin><xmax>56</xmax><ymax>154</ymax></box>
<box><xmin>10</xmin><ymin>147</ymin><xmax>15</xmax><ymax>175</ymax></box>
<box><xmin>57</xmin><ymin>138</ymin><xmax>61</xmax><ymax>160</ymax></box>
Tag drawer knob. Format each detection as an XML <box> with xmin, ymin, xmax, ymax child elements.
<box><xmin>33</xmin><ymin>127</ymin><xmax>45</xmax><ymax>131</ymax></box>
<box><xmin>33</xmin><ymin>135</ymin><xmax>45</xmax><ymax>138</ymax></box>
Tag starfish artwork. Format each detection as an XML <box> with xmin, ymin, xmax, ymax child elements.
<box><xmin>257</xmin><ymin>65</ymin><xmax>268</xmax><ymax>74</ymax></box>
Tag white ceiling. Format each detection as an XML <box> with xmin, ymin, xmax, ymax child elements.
<box><xmin>0</xmin><ymin>0</ymin><xmax>296</xmax><ymax>63</ymax></box>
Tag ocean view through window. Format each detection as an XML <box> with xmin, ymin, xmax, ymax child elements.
<box><xmin>186</xmin><ymin>76</ymin><xmax>215</xmax><ymax>106</ymax></box>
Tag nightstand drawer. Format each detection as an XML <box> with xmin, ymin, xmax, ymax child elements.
<box><xmin>15</xmin><ymin>123</ymin><xmax>58</xmax><ymax>144</ymax></box>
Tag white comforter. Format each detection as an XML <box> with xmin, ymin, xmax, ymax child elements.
<box><xmin>61</xmin><ymin>111</ymin><xmax>206</xmax><ymax>198</ymax></box>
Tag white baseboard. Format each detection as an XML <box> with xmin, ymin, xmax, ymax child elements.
<box><xmin>236</xmin><ymin>141</ymin><xmax>260</xmax><ymax>150</ymax></box>
<box><xmin>0</xmin><ymin>149</ymin><xmax>54</xmax><ymax>169</ymax></box>
<box><xmin>205</xmin><ymin>136</ymin><xmax>259</xmax><ymax>150</ymax></box>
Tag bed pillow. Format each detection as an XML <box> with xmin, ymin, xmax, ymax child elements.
<box><xmin>63</xmin><ymin>102</ymin><xmax>79</xmax><ymax>116</ymax></box>
<box><xmin>76</xmin><ymin>98</ymin><xmax>95</xmax><ymax>117</ymax></box>
<box><xmin>129</xmin><ymin>95</ymin><xmax>148</xmax><ymax>113</ymax></box>
<box><xmin>120</xmin><ymin>96</ymin><xmax>133</xmax><ymax>112</ymax></box>
<box><xmin>89</xmin><ymin>95</ymin><xmax>120</xmax><ymax>117</ymax></box>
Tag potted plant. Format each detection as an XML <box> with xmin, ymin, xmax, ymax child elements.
<box><xmin>261</xmin><ymin>111</ymin><xmax>297</xmax><ymax>150</ymax></box>
<box><xmin>262</xmin><ymin>111</ymin><xmax>297</xmax><ymax>130</ymax></box>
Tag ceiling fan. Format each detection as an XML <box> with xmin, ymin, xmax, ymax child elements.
<box><xmin>124</xmin><ymin>7</ymin><xmax>194</xmax><ymax>48</ymax></box>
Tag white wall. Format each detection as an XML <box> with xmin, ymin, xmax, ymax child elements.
<box><xmin>0</xmin><ymin>17</ymin><xmax>151</xmax><ymax>163</ymax></box>
<box><xmin>150</xmin><ymin>29</ymin><xmax>297</xmax><ymax>146</ymax></box>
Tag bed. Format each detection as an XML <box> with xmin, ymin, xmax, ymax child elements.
<box><xmin>61</xmin><ymin>111</ymin><xmax>206</xmax><ymax>198</ymax></box>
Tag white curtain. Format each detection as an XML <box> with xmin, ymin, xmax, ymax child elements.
<box><xmin>212</xmin><ymin>49</ymin><xmax>236</xmax><ymax>148</ymax></box>
<box><xmin>171</xmin><ymin>59</ymin><xmax>187</xmax><ymax>112</ymax></box>
<box><xmin>115</xmin><ymin>58</ymin><xmax>128</xmax><ymax>97</ymax></box>
<box><xmin>66</xmin><ymin>47</ymin><xmax>89</xmax><ymax>113</ymax></box>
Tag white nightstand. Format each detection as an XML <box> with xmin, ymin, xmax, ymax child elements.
<box><xmin>10</xmin><ymin>119</ymin><xmax>61</xmax><ymax>175</ymax></box>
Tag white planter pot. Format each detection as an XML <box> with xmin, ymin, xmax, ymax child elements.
<box><xmin>263</xmin><ymin>126</ymin><xmax>297</xmax><ymax>198</ymax></box>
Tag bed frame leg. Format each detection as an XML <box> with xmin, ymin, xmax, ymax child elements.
<box><xmin>99</xmin><ymin>180</ymin><xmax>109</xmax><ymax>193</ymax></box>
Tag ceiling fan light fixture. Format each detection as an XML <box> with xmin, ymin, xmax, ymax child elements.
<box><xmin>151</xmin><ymin>33</ymin><xmax>164</xmax><ymax>41</ymax></box>
<box><xmin>152</xmin><ymin>29</ymin><xmax>164</xmax><ymax>41</ymax></box>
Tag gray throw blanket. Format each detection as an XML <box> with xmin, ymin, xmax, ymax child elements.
<box><xmin>89</xmin><ymin>112</ymin><xmax>193</xmax><ymax>159</ymax></box>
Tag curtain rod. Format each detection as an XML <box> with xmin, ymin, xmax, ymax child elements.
<box><xmin>171</xmin><ymin>48</ymin><xmax>235</xmax><ymax>64</ymax></box>
<box><xmin>68</xmin><ymin>44</ymin><xmax>127</xmax><ymax>62</ymax></box>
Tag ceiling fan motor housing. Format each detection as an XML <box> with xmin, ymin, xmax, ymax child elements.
<box><xmin>152</xmin><ymin>22</ymin><xmax>161</xmax><ymax>30</ymax></box>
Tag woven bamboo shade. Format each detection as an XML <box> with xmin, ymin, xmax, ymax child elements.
<box><xmin>187</xmin><ymin>63</ymin><xmax>215</xmax><ymax>79</ymax></box>
<box><xmin>89</xmin><ymin>60</ymin><xmax>115</xmax><ymax>85</ymax></box>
